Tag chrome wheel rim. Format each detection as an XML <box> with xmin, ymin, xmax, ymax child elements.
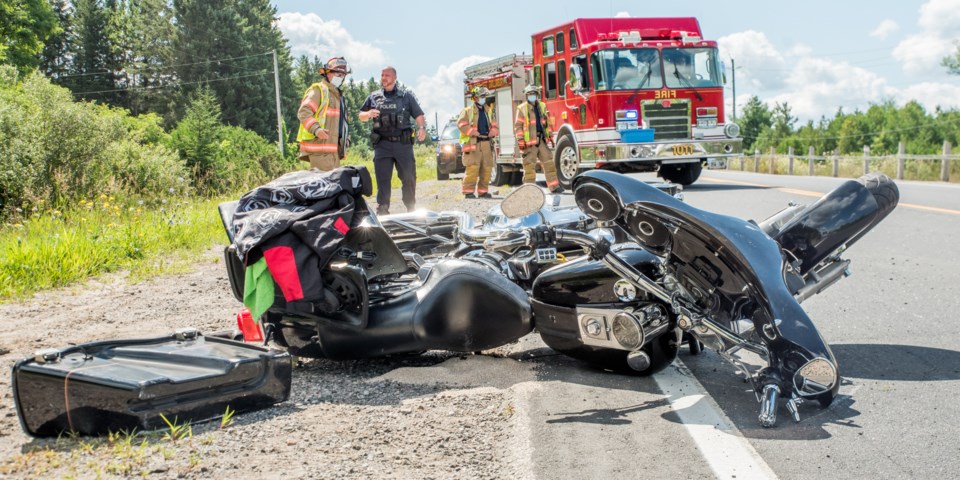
<box><xmin>559</xmin><ymin>145</ymin><xmax>579</xmax><ymax>180</ymax></box>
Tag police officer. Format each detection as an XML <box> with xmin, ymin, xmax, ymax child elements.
<box><xmin>296</xmin><ymin>57</ymin><xmax>350</xmax><ymax>171</ymax></box>
<box><xmin>515</xmin><ymin>85</ymin><xmax>563</xmax><ymax>193</ymax></box>
<box><xmin>458</xmin><ymin>86</ymin><xmax>498</xmax><ymax>198</ymax></box>
<box><xmin>359</xmin><ymin>66</ymin><xmax>427</xmax><ymax>215</ymax></box>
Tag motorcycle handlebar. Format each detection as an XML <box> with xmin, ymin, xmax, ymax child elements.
<box><xmin>482</xmin><ymin>230</ymin><xmax>532</xmax><ymax>252</ymax></box>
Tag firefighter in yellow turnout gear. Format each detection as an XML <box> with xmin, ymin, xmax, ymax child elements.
<box><xmin>296</xmin><ymin>57</ymin><xmax>351</xmax><ymax>171</ymax></box>
<box><xmin>458</xmin><ymin>86</ymin><xmax>498</xmax><ymax>198</ymax></box>
<box><xmin>515</xmin><ymin>85</ymin><xmax>563</xmax><ymax>193</ymax></box>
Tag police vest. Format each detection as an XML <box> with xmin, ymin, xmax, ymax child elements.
<box><xmin>369</xmin><ymin>88</ymin><xmax>412</xmax><ymax>136</ymax></box>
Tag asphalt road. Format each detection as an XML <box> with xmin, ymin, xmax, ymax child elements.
<box><xmin>517</xmin><ymin>170</ymin><xmax>960</xmax><ymax>479</ymax></box>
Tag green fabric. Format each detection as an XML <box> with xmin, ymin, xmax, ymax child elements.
<box><xmin>243</xmin><ymin>257</ymin><xmax>275</xmax><ymax>320</ymax></box>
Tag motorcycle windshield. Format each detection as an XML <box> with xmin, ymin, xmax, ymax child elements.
<box><xmin>574</xmin><ymin>171</ymin><xmax>835</xmax><ymax>363</ymax></box>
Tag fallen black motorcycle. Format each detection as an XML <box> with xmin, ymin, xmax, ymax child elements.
<box><xmin>220</xmin><ymin>167</ymin><xmax>897</xmax><ymax>426</ymax></box>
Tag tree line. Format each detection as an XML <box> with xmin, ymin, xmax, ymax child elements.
<box><xmin>2</xmin><ymin>0</ymin><xmax>438</xmax><ymax>151</ymax></box>
<box><xmin>3</xmin><ymin>0</ymin><xmax>957</xmax><ymax>158</ymax></box>
<box><xmin>736</xmin><ymin>96</ymin><xmax>960</xmax><ymax>157</ymax></box>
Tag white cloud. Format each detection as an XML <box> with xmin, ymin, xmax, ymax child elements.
<box><xmin>412</xmin><ymin>55</ymin><xmax>492</xmax><ymax>129</ymax></box>
<box><xmin>277</xmin><ymin>13</ymin><xmax>386</xmax><ymax>69</ymax></box>
<box><xmin>917</xmin><ymin>0</ymin><xmax>960</xmax><ymax>33</ymax></box>
<box><xmin>897</xmin><ymin>82</ymin><xmax>960</xmax><ymax>113</ymax></box>
<box><xmin>870</xmin><ymin>20</ymin><xmax>899</xmax><ymax>39</ymax></box>
<box><xmin>718</xmin><ymin>30</ymin><xmax>787</xmax><ymax>91</ymax></box>
<box><xmin>772</xmin><ymin>58</ymin><xmax>897</xmax><ymax>121</ymax></box>
<box><xmin>614</xmin><ymin>11</ymin><xmax>631</xmax><ymax>18</ymax></box>
<box><xmin>891</xmin><ymin>0</ymin><xmax>960</xmax><ymax>75</ymax></box>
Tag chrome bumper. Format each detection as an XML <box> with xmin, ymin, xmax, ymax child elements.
<box><xmin>579</xmin><ymin>137</ymin><xmax>743</xmax><ymax>166</ymax></box>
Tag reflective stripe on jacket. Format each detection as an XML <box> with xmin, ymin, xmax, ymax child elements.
<box><xmin>515</xmin><ymin>101</ymin><xmax>552</xmax><ymax>146</ymax></box>
<box><xmin>457</xmin><ymin>103</ymin><xmax>497</xmax><ymax>152</ymax></box>
<box><xmin>297</xmin><ymin>80</ymin><xmax>341</xmax><ymax>156</ymax></box>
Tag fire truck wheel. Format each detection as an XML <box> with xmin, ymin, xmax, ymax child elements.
<box><xmin>658</xmin><ymin>162</ymin><xmax>703</xmax><ymax>186</ymax></box>
<box><xmin>554</xmin><ymin>135</ymin><xmax>580</xmax><ymax>188</ymax></box>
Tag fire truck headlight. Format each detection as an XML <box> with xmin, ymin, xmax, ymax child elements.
<box><xmin>442</xmin><ymin>145</ymin><xmax>454</xmax><ymax>153</ymax></box>
<box><xmin>724</xmin><ymin>122</ymin><xmax>741</xmax><ymax>138</ymax></box>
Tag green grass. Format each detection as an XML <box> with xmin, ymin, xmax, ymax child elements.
<box><xmin>343</xmin><ymin>144</ymin><xmax>438</xmax><ymax>190</ymax></box>
<box><xmin>0</xmin><ymin>193</ymin><xmax>230</xmax><ymax>302</ymax></box>
<box><xmin>0</xmin><ymin>146</ymin><xmax>442</xmax><ymax>302</ymax></box>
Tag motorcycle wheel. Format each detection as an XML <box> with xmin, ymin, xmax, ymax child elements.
<box><xmin>540</xmin><ymin>327</ymin><xmax>681</xmax><ymax>376</ymax></box>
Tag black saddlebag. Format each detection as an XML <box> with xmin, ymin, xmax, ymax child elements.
<box><xmin>11</xmin><ymin>329</ymin><xmax>291</xmax><ymax>437</ymax></box>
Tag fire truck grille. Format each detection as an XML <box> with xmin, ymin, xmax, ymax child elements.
<box><xmin>642</xmin><ymin>101</ymin><xmax>690</xmax><ymax>140</ymax></box>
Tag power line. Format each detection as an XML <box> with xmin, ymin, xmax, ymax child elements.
<box><xmin>71</xmin><ymin>70</ymin><xmax>272</xmax><ymax>96</ymax></box>
<box><xmin>53</xmin><ymin>51</ymin><xmax>274</xmax><ymax>79</ymax></box>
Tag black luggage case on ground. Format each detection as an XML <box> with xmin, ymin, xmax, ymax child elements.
<box><xmin>12</xmin><ymin>328</ymin><xmax>292</xmax><ymax>437</ymax></box>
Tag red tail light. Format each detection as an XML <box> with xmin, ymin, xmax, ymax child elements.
<box><xmin>236</xmin><ymin>308</ymin><xmax>264</xmax><ymax>342</ymax></box>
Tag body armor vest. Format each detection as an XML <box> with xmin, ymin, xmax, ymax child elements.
<box><xmin>369</xmin><ymin>88</ymin><xmax>412</xmax><ymax>136</ymax></box>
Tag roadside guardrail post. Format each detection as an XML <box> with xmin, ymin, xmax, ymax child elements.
<box><xmin>897</xmin><ymin>142</ymin><xmax>905</xmax><ymax>180</ymax></box>
<box><xmin>769</xmin><ymin>147</ymin><xmax>775</xmax><ymax>174</ymax></box>
<box><xmin>739</xmin><ymin>154</ymin><xmax>745</xmax><ymax>171</ymax></box>
<box><xmin>753</xmin><ymin>149</ymin><xmax>759</xmax><ymax>172</ymax></box>
<box><xmin>788</xmin><ymin>146</ymin><xmax>794</xmax><ymax>175</ymax></box>
<box><xmin>943</xmin><ymin>141</ymin><xmax>952</xmax><ymax>182</ymax></box>
<box><xmin>832</xmin><ymin>150</ymin><xmax>839</xmax><ymax>177</ymax></box>
<box><xmin>863</xmin><ymin>145</ymin><xmax>870</xmax><ymax>175</ymax></box>
<box><xmin>808</xmin><ymin>146</ymin><xmax>815</xmax><ymax>176</ymax></box>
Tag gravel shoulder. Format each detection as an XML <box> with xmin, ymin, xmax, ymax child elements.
<box><xmin>0</xmin><ymin>178</ymin><xmax>537</xmax><ymax>479</ymax></box>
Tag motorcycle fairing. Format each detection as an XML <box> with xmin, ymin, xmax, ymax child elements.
<box><xmin>573</xmin><ymin>171</ymin><xmax>837</xmax><ymax>382</ymax></box>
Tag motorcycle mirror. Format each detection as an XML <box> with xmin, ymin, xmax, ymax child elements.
<box><xmin>792</xmin><ymin>357</ymin><xmax>838</xmax><ymax>397</ymax></box>
<box><xmin>500</xmin><ymin>184</ymin><xmax>545</xmax><ymax>219</ymax></box>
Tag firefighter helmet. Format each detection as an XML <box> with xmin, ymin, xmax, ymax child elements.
<box><xmin>522</xmin><ymin>84</ymin><xmax>542</xmax><ymax>96</ymax></box>
<box><xmin>321</xmin><ymin>57</ymin><xmax>351</xmax><ymax>75</ymax></box>
<box><xmin>469</xmin><ymin>86</ymin><xmax>491</xmax><ymax>98</ymax></box>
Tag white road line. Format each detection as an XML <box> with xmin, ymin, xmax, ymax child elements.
<box><xmin>655</xmin><ymin>359</ymin><xmax>778</xmax><ymax>480</ymax></box>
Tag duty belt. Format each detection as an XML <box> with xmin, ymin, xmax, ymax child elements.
<box><xmin>477</xmin><ymin>136</ymin><xmax>491</xmax><ymax>142</ymax></box>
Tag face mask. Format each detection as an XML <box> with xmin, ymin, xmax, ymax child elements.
<box><xmin>477</xmin><ymin>97</ymin><xmax>486</xmax><ymax>106</ymax></box>
<box><xmin>331</xmin><ymin>75</ymin><xmax>345</xmax><ymax>88</ymax></box>
<box><xmin>527</xmin><ymin>95</ymin><xmax>537</xmax><ymax>103</ymax></box>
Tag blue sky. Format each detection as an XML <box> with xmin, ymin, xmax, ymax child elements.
<box><xmin>272</xmin><ymin>0</ymin><xmax>960</xmax><ymax>128</ymax></box>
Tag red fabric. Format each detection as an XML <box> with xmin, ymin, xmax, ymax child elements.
<box><xmin>263</xmin><ymin>246</ymin><xmax>305</xmax><ymax>301</ymax></box>
<box><xmin>334</xmin><ymin>217</ymin><xmax>350</xmax><ymax>234</ymax></box>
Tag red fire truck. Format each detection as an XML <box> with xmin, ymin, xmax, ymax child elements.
<box><xmin>463</xmin><ymin>17</ymin><xmax>741</xmax><ymax>186</ymax></box>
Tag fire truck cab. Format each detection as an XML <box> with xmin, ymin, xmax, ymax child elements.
<box><xmin>463</xmin><ymin>17</ymin><xmax>741</xmax><ymax>186</ymax></box>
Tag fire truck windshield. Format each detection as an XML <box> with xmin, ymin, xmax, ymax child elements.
<box><xmin>590</xmin><ymin>47</ymin><xmax>722</xmax><ymax>91</ymax></box>
<box><xmin>662</xmin><ymin>47</ymin><xmax>722</xmax><ymax>89</ymax></box>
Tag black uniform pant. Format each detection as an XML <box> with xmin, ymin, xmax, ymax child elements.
<box><xmin>373</xmin><ymin>140</ymin><xmax>416</xmax><ymax>212</ymax></box>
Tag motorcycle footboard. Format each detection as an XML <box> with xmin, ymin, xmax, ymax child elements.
<box><xmin>12</xmin><ymin>331</ymin><xmax>292</xmax><ymax>437</ymax></box>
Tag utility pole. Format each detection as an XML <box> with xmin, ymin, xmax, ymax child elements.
<box><xmin>435</xmin><ymin>112</ymin><xmax>439</xmax><ymax>136</ymax></box>
<box><xmin>272</xmin><ymin>50</ymin><xmax>283</xmax><ymax>155</ymax></box>
<box><xmin>731</xmin><ymin>58</ymin><xmax>737</xmax><ymax>121</ymax></box>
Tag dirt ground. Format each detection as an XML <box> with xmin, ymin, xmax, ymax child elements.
<box><xmin>0</xmin><ymin>179</ymin><xmax>535</xmax><ymax>479</ymax></box>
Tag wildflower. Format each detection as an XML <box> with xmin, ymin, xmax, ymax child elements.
<box><xmin>100</xmin><ymin>194</ymin><xmax>107</xmax><ymax>199</ymax></box>
<box><xmin>162</xmin><ymin>199</ymin><xmax>167</xmax><ymax>204</ymax></box>
<box><xmin>137</xmin><ymin>200</ymin><xmax>144</xmax><ymax>206</ymax></box>
<box><xmin>169</xmin><ymin>188</ymin><xmax>175</xmax><ymax>194</ymax></box>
